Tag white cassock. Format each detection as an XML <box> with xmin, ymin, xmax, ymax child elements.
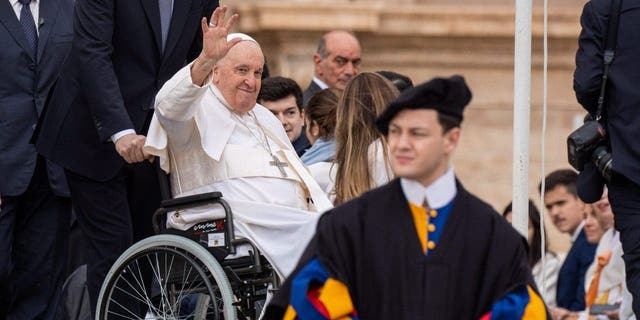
<box><xmin>144</xmin><ymin>63</ymin><xmax>333</xmax><ymax>278</ymax></box>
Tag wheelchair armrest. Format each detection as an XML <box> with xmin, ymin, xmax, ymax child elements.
<box><xmin>152</xmin><ymin>192</ymin><xmax>237</xmax><ymax>255</ymax></box>
<box><xmin>160</xmin><ymin>191</ymin><xmax>223</xmax><ymax>211</ymax></box>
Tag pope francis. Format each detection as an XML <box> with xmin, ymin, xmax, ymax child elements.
<box><xmin>144</xmin><ymin>6</ymin><xmax>331</xmax><ymax>279</ymax></box>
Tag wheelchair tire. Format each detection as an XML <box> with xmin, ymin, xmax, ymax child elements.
<box><xmin>95</xmin><ymin>234</ymin><xmax>236</xmax><ymax>319</ymax></box>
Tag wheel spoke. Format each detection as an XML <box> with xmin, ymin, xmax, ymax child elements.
<box><xmin>107</xmin><ymin>296</ymin><xmax>145</xmax><ymax>319</ymax></box>
<box><xmin>120</xmin><ymin>262</ymin><xmax>158</xmax><ymax>315</ymax></box>
<box><xmin>100</xmin><ymin>237</ymin><xmax>234</xmax><ymax>320</ymax></box>
<box><xmin>147</xmin><ymin>252</ymin><xmax>177</xmax><ymax>319</ymax></box>
<box><xmin>112</xmin><ymin>284</ymin><xmax>157</xmax><ymax>310</ymax></box>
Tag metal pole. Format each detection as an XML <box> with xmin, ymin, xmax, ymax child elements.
<box><xmin>512</xmin><ymin>0</ymin><xmax>532</xmax><ymax>237</ymax></box>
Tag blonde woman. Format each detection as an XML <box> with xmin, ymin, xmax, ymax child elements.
<box><xmin>332</xmin><ymin>72</ymin><xmax>400</xmax><ymax>205</ymax></box>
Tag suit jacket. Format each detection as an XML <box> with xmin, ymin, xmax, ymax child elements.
<box><xmin>0</xmin><ymin>0</ymin><xmax>73</xmax><ymax>197</ymax></box>
<box><xmin>35</xmin><ymin>0</ymin><xmax>218</xmax><ymax>182</ymax></box>
<box><xmin>574</xmin><ymin>0</ymin><xmax>640</xmax><ymax>186</ymax></box>
<box><xmin>556</xmin><ymin>228</ymin><xmax>597</xmax><ymax>311</ymax></box>
<box><xmin>302</xmin><ymin>79</ymin><xmax>322</xmax><ymax>107</ymax></box>
<box><xmin>292</xmin><ymin>132</ymin><xmax>311</xmax><ymax>157</ymax></box>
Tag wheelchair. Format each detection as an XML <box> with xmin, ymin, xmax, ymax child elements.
<box><xmin>94</xmin><ymin>165</ymin><xmax>280</xmax><ymax>319</ymax></box>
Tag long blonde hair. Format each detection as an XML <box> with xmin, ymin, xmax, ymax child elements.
<box><xmin>333</xmin><ymin>72</ymin><xmax>400</xmax><ymax>205</ymax></box>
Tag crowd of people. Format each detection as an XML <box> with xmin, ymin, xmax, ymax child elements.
<box><xmin>2</xmin><ymin>0</ymin><xmax>640</xmax><ymax>320</ymax></box>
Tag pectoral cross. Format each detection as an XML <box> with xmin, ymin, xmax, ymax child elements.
<box><xmin>269</xmin><ymin>154</ymin><xmax>289</xmax><ymax>178</ymax></box>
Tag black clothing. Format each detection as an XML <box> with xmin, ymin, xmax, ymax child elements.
<box><xmin>293</xmin><ymin>133</ymin><xmax>311</xmax><ymax>157</ymax></box>
<box><xmin>608</xmin><ymin>171</ymin><xmax>640</xmax><ymax>316</ymax></box>
<box><xmin>0</xmin><ymin>157</ymin><xmax>71</xmax><ymax>319</ymax></box>
<box><xmin>302</xmin><ymin>80</ymin><xmax>322</xmax><ymax>108</ymax></box>
<box><xmin>64</xmin><ymin>162</ymin><xmax>161</xmax><ymax>313</ymax></box>
<box><xmin>0</xmin><ymin>0</ymin><xmax>73</xmax><ymax>317</ymax></box>
<box><xmin>574</xmin><ymin>0</ymin><xmax>640</xmax><ymax>315</ymax></box>
<box><xmin>574</xmin><ymin>0</ymin><xmax>640</xmax><ymax>187</ymax></box>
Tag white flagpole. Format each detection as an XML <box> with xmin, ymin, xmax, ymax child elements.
<box><xmin>512</xmin><ymin>0</ymin><xmax>532</xmax><ymax>237</ymax></box>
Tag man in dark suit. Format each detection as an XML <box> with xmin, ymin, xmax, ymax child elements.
<box><xmin>574</xmin><ymin>0</ymin><xmax>640</xmax><ymax>315</ymax></box>
<box><xmin>0</xmin><ymin>0</ymin><xmax>73</xmax><ymax>318</ymax></box>
<box><xmin>302</xmin><ymin>30</ymin><xmax>361</xmax><ymax>106</ymax></box>
<box><xmin>541</xmin><ymin>170</ymin><xmax>596</xmax><ymax>317</ymax></box>
<box><xmin>35</xmin><ymin>0</ymin><xmax>218</xmax><ymax>313</ymax></box>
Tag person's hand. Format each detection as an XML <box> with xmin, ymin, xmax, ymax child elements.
<box><xmin>191</xmin><ymin>6</ymin><xmax>241</xmax><ymax>85</ymax></box>
<box><xmin>603</xmin><ymin>309</ymin><xmax>620</xmax><ymax>320</ymax></box>
<box><xmin>562</xmin><ymin>312</ymin><xmax>580</xmax><ymax>320</ymax></box>
<box><xmin>550</xmin><ymin>307</ymin><xmax>570</xmax><ymax>320</ymax></box>
<box><xmin>114</xmin><ymin>133</ymin><xmax>151</xmax><ymax>164</ymax></box>
<box><xmin>199</xmin><ymin>5</ymin><xmax>241</xmax><ymax>63</ymax></box>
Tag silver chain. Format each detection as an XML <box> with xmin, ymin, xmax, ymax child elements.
<box><xmin>211</xmin><ymin>88</ymin><xmax>277</xmax><ymax>157</ymax></box>
<box><xmin>230</xmin><ymin>111</ymin><xmax>276</xmax><ymax>157</ymax></box>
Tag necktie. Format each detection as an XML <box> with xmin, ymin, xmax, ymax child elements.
<box><xmin>158</xmin><ymin>0</ymin><xmax>172</xmax><ymax>52</ymax></box>
<box><xmin>19</xmin><ymin>0</ymin><xmax>38</xmax><ymax>59</ymax></box>
<box><xmin>585</xmin><ymin>250</ymin><xmax>612</xmax><ymax>308</ymax></box>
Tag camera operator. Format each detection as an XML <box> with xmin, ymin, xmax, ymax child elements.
<box><xmin>574</xmin><ymin>0</ymin><xmax>640</xmax><ymax>316</ymax></box>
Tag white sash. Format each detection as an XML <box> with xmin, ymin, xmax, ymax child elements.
<box><xmin>255</xmin><ymin>125</ymin><xmax>333</xmax><ymax>213</ymax></box>
<box><xmin>276</xmin><ymin>149</ymin><xmax>334</xmax><ymax>213</ymax></box>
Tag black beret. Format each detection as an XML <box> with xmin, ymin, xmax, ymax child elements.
<box><xmin>376</xmin><ymin>75</ymin><xmax>472</xmax><ymax>135</ymax></box>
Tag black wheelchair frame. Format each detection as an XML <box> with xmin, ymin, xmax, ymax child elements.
<box><xmin>94</xmin><ymin>162</ymin><xmax>279</xmax><ymax>319</ymax></box>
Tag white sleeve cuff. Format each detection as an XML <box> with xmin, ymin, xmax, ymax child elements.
<box><xmin>111</xmin><ymin>129</ymin><xmax>136</xmax><ymax>143</ymax></box>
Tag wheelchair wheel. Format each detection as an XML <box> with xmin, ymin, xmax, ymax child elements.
<box><xmin>96</xmin><ymin>234</ymin><xmax>236</xmax><ymax>319</ymax></box>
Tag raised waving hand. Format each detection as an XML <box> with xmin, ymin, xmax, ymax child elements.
<box><xmin>191</xmin><ymin>5</ymin><xmax>241</xmax><ymax>85</ymax></box>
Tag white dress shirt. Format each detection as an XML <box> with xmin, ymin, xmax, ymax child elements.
<box><xmin>572</xmin><ymin>220</ymin><xmax>586</xmax><ymax>242</ymax></box>
<box><xmin>312</xmin><ymin>76</ymin><xmax>329</xmax><ymax>90</ymax></box>
<box><xmin>9</xmin><ymin>0</ymin><xmax>39</xmax><ymax>33</ymax></box>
